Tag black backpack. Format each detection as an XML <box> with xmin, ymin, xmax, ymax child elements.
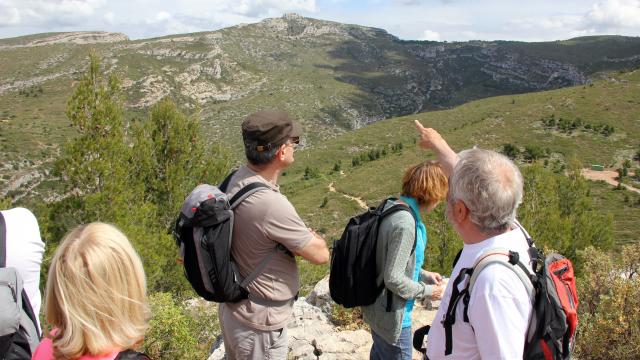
<box><xmin>173</xmin><ymin>171</ymin><xmax>294</xmax><ymax>306</ymax></box>
<box><xmin>114</xmin><ymin>350</ymin><xmax>151</xmax><ymax>360</ymax></box>
<box><xmin>329</xmin><ymin>198</ymin><xmax>416</xmax><ymax>309</ymax></box>
<box><xmin>0</xmin><ymin>212</ymin><xmax>41</xmax><ymax>360</ymax></box>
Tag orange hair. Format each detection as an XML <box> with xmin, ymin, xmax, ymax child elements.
<box><xmin>401</xmin><ymin>161</ymin><xmax>448</xmax><ymax>208</ymax></box>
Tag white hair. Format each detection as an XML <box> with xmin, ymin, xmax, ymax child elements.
<box><xmin>449</xmin><ymin>148</ymin><xmax>523</xmax><ymax>234</ymax></box>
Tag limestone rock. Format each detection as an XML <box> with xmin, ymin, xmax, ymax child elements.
<box><xmin>208</xmin><ymin>277</ymin><xmax>440</xmax><ymax>360</ymax></box>
<box><xmin>306</xmin><ymin>275</ymin><xmax>332</xmax><ymax>317</ymax></box>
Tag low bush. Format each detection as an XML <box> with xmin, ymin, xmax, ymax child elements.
<box><xmin>575</xmin><ymin>243</ymin><xmax>640</xmax><ymax>359</ymax></box>
<box><xmin>144</xmin><ymin>293</ymin><xmax>219</xmax><ymax>360</ymax></box>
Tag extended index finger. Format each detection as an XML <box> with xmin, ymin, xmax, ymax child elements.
<box><xmin>414</xmin><ymin>119</ymin><xmax>425</xmax><ymax>131</ymax></box>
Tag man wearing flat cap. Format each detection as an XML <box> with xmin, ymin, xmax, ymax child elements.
<box><xmin>219</xmin><ymin>110</ymin><xmax>330</xmax><ymax>359</ymax></box>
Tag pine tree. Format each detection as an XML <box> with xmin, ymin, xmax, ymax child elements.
<box><xmin>56</xmin><ymin>51</ymin><xmax>130</xmax><ymax>198</ymax></box>
<box><xmin>49</xmin><ymin>53</ymin><xmax>231</xmax><ymax>292</ymax></box>
<box><xmin>131</xmin><ymin>99</ymin><xmax>229</xmax><ymax>227</ymax></box>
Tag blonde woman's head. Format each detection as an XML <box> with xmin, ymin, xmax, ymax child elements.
<box><xmin>402</xmin><ymin>160</ymin><xmax>448</xmax><ymax>210</ymax></box>
<box><xmin>45</xmin><ymin>222</ymin><xmax>149</xmax><ymax>359</ymax></box>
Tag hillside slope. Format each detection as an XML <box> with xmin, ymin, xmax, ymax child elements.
<box><xmin>2</xmin><ymin>15</ymin><xmax>640</xmax><ymax>200</ymax></box>
<box><xmin>281</xmin><ymin>69</ymin><xmax>640</xmax><ymax>260</ymax></box>
<box><xmin>2</xmin><ymin>16</ymin><xmax>640</xmax><ymax>155</ymax></box>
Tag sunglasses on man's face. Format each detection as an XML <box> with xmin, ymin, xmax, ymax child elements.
<box><xmin>286</xmin><ymin>137</ymin><xmax>300</xmax><ymax>149</ymax></box>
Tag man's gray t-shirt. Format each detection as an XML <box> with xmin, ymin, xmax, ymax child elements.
<box><xmin>224</xmin><ymin>165</ymin><xmax>313</xmax><ymax>331</ymax></box>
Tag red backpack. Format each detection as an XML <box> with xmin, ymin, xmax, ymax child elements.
<box><xmin>442</xmin><ymin>227</ymin><xmax>579</xmax><ymax>359</ymax></box>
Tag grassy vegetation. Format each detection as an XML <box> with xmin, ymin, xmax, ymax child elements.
<box><xmin>587</xmin><ymin>180</ymin><xmax>640</xmax><ymax>246</ymax></box>
<box><xmin>3</xmin><ymin>23</ymin><xmax>640</xmax><ymax>199</ymax></box>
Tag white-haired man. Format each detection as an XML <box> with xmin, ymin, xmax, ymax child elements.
<box><xmin>414</xmin><ymin>120</ymin><xmax>533</xmax><ymax>359</ymax></box>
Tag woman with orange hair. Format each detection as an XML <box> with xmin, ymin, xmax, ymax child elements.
<box><xmin>362</xmin><ymin>161</ymin><xmax>448</xmax><ymax>360</ymax></box>
<box><xmin>33</xmin><ymin>222</ymin><xmax>150</xmax><ymax>360</ymax></box>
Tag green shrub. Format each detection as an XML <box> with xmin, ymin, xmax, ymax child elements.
<box><xmin>304</xmin><ymin>166</ymin><xmax>321</xmax><ymax>180</ymax></box>
<box><xmin>501</xmin><ymin>143</ymin><xmax>520</xmax><ymax>160</ymax></box>
<box><xmin>0</xmin><ymin>197</ymin><xmax>11</xmax><ymax>209</ymax></box>
<box><xmin>144</xmin><ymin>293</ymin><xmax>217</xmax><ymax>360</ymax></box>
<box><xmin>575</xmin><ymin>244</ymin><xmax>640</xmax><ymax>359</ymax></box>
<box><xmin>519</xmin><ymin>162</ymin><xmax>613</xmax><ymax>263</ymax></box>
<box><xmin>523</xmin><ymin>145</ymin><xmax>545</xmax><ymax>162</ymax></box>
<box><xmin>331</xmin><ymin>305</ymin><xmax>367</xmax><ymax>331</ymax></box>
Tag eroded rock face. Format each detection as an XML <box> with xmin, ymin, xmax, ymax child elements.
<box><xmin>0</xmin><ymin>32</ymin><xmax>128</xmax><ymax>48</ymax></box>
<box><xmin>208</xmin><ymin>275</ymin><xmax>439</xmax><ymax>360</ymax></box>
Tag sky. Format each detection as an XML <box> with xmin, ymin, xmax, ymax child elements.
<box><xmin>1</xmin><ymin>0</ymin><xmax>640</xmax><ymax>42</ymax></box>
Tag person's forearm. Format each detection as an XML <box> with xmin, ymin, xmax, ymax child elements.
<box><xmin>432</xmin><ymin>141</ymin><xmax>458</xmax><ymax>177</ymax></box>
<box><xmin>295</xmin><ymin>232</ymin><xmax>329</xmax><ymax>264</ymax></box>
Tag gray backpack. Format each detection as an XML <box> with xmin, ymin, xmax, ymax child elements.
<box><xmin>0</xmin><ymin>212</ymin><xmax>41</xmax><ymax>359</ymax></box>
<box><xmin>173</xmin><ymin>171</ymin><xmax>295</xmax><ymax>305</ymax></box>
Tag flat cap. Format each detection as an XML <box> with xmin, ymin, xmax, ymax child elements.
<box><xmin>242</xmin><ymin>110</ymin><xmax>302</xmax><ymax>151</ymax></box>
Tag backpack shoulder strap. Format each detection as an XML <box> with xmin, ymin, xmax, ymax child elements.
<box><xmin>380</xmin><ymin>199</ymin><xmax>416</xmax><ymax>221</ymax></box>
<box><xmin>443</xmin><ymin>266</ymin><xmax>474</xmax><ymax>355</ymax></box>
<box><xmin>442</xmin><ymin>247</ymin><xmax>535</xmax><ymax>356</ymax></box>
<box><xmin>467</xmin><ymin>248</ymin><xmax>535</xmax><ymax>300</ymax></box>
<box><xmin>238</xmin><ymin>244</ymin><xmax>290</xmax><ymax>289</ymax></box>
<box><xmin>21</xmin><ymin>288</ymin><xmax>41</xmax><ymax>339</ymax></box>
<box><xmin>227</xmin><ymin>181</ymin><xmax>294</xmax><ymax>307</ymax></box>
<box><xmin>451</xmin><ymin>249</ymin><xmax>462</xmax><ymax>269</ymax></box>
<box><xmin>1</xmin><ymin>211</ymin><xmax>6</xmax><ymax>268</ymax></box>
<box><xmin>218</xmin><ymin>170</ymin><xmax>237</xmax><ymax>193</ymax></box>
<box><xmin>379</xmin><ymin>199</ymin><xmax>418</xmax><ymax>254</ymax></box>
<box><xmin>229</xmin><ymin>182</ymin><xmax>270</xmax><ymax>209</ymax></box>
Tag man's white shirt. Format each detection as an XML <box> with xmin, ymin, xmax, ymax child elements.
<box><xmin>2</xmin><ymin>207</ymin><xmax>45</xmax><ymax>331</ymax></box>
<box><xmin>426</xmin><ymin>227</ymin><xmax>533</xmax><ymax>359</ymax></box>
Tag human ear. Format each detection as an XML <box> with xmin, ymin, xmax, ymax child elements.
<box><xmin>453</xmin><ymin>200</ymin><xmax>468</xmax><ymax>222</ymax></box>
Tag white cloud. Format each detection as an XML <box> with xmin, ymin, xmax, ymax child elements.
<box><xmin>153</xmin><ymin>11</ymin><xmax>172</xmax><ymax>22</ymax></box>
<box><xmin>1</xmin><ymin>0</ymin><xmax>640</xmax><ymax>41</ymax></box>
<box><xmin>393</xmin><ymin>0</ymin><xmax>455</xmax><ymax>4</ymax></box>
<box><xmin>0</xmin><ymin>0</ymin><xmax>318</xmax><ymax>38</ymax></box>
<box><xmin>0</xmin><ymin>0</ymin><xmax>106</xmax><ymax>27</ymax></box>
<box><xmin>229</xmin><ymin>0</ymin><xmax>316</xmax><ymax>17</ymax></box>
<box><xmin>140</xmin><ymin>11</ymin><xmax>202</xmax><ymax>37</ymax></box>
<box><xmin>508</xmin><ymin>15</ymin><xmax>582</xmax><ymax>32</ymax></box>
<box><xmin>0</xmin><ymin>4</ymin><xmax>21</xmax><ymax>25</ymax></box>
<box><xmin>117</xmin><ymin>0</ymin><xmax>318</xmax><ymax>38</ymax></box>
<box><xmin>505</xmin><ymin>0</ymin><xmax>640</xmax><ymax>40</ymax></box>
<box><xmin>103</xmin><ymin>11</ymin><xmax>114</xmax><ymax>25</ymax></box>
<box><xmin>394</xmin><ymin>0</ymin><xmax>422</xmax><ymax>5</ymax></box>
<box><xmin>420</xmin><ymin>29</ymin><xmax>441</xmax><ymax>41</ymax></box>
<box><xmin>585</xmin><ymin>0</ymin><xmax>640</xmax><ymax>28</ymax></box>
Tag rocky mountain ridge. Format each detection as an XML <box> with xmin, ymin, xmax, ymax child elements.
<box><xmin>2</xmin><ymin>14</ymin><xmax>640</xmax><ymax>199</ymax></box>
<box><xmin>2</xmin><ymin>15</ymin><xmax>639</xmax><ymax>134</ymax></box>
<box><xmin>0</xmin><ymin>31</ymin><xmax>128</xmax><ymax>49</ymax></box>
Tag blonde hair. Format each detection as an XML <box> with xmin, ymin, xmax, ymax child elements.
<box><xmin>401</xmin><ymin>161</ymin><xmax>448</xmax><ymax>208</ymax></box>
<box><xmin>44</xmin><ymin>223</ymin><xmax>149</xmax><ymax>359</ymax></box>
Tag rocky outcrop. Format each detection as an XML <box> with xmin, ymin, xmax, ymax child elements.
<box><xmin>208</xmin><ymin>276</ymin><xmax>439</xmax><ymax>360</ymax></box>
<box><xmin>0</xmin><ymin>32</ymin><xmax>128</xmax><ymax>49</ymax></box>
<box><xmin>259</xmin><ymin>13</ymin><xmax>350</xmax><ymax>39</ymax></box>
